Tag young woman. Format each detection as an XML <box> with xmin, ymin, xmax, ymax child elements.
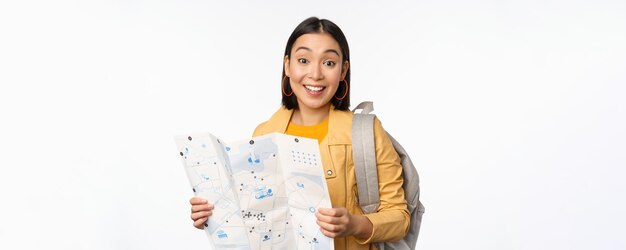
<box><xmin>190</xmin><ymin>17</ymin><xmax>409</xmax><ymax>250</ymax></box>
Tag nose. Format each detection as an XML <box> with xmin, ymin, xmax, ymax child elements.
<box><xmin>309</xmin><ymin>63</ymin><xmax>323</xmax><ymax>80</ymax></box>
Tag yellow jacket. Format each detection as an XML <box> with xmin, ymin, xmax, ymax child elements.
<box><xmin>253</xmin><ymin>106</ymin><xmax>410</xmax><ymax>250</ymax></box>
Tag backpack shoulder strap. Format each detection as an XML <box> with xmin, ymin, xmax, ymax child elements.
<box><xmin>352</xmin><ymin>101</ymin><xmax>380</xmax><ymax>214</ymax></box>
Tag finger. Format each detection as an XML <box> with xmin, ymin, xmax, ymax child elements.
<box><xmin>191</xmin><ymin>204</ymin><xmax>215</xmax><ymax>212</ymax></box>
<box><xmin>190</xmin><ymin>197</ymin><xmax>208</xmax><ymax>205</ymax></box>
<box><xmin>191</xmin><ymin>210</ymin><xmax>213</xmax><ymax>221</ymax></box>
<box><xmin>191</xmin><ymin>204</ymin><xmax>214</xmax><ymax>213</ymax></box>
<box><xmin>193</xmin><ymin>216</ymin><xmax>208</xmax><ymax>229</ymax></box>
<box><xmin>319</xmin><ymin>227</ymin><xmax>338</xmax><ymax>238</ymax></box>
<box><xmin>317</xmin><ymin>207</ymin><xmax>334</xmax><ymax>216</ymax></box>
<box><xmin>316</xmin><ymin>219</ymin><xmax>343</xmax><ymax>233</ymax></box>
<box><xmin>315</xmin><ymin>212</ymin><xmax>342</xmax><ymax>224</ymax></box>
<box><xmin>318</xmin><ymin>207</ymin><xmax>345</xmax><ymax>217</ymax></box>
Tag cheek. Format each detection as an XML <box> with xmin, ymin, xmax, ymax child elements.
<box><xmin>330</xmin><ymin>70</ymin><xmax>342</xmax><ymax>81</ymax></box>
<box><xmin>289</xmin><ymin>66</ymin><xmax>307</xmax><ymax>82</ymax></box>
<box><xmin>326</xmin><ymin>69</ymin><xmax>342</xmax><ymax>84</ymax></box>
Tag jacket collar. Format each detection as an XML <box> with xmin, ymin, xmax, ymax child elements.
<box><xmin>265</xmin><ymin>105</ymin><xmax>353</xmax><ymax>145</ymax></box>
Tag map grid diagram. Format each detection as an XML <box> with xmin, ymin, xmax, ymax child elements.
<box><xmin>175</xmin><ymin>132</ymin><xmax>334</xmax><ymax>250</ymax></box>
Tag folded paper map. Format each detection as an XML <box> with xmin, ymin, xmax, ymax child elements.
<box><xmin>175</xmin><ymin>132</ymin><xmax>334</xmax><ymax>250</ymax></box>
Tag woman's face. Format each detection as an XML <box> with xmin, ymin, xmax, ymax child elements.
<box><xmin>285</xmin><ymin>32</ymin><xmax>348</xmax><ymax>112</ymax></box>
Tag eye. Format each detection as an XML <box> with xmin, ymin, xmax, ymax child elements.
<box><xmin>298</xmin><ymin>58</ymin><xmax>308</xmax><ymax>64</ymax></box>
<box><xmin>323</xmin><ymin>61</ymin><xmax>336</xmax><ymax>67</ymax></box>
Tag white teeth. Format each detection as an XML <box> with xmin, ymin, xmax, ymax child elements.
<box><xmin>305</xmin><ymin>85</ymin><xmax>325</xmax><ymax>92</ymax></box>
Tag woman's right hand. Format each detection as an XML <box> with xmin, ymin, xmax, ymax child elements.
<box><xmin>189</xmin><ymin>197</ymin><xmax>214</xmax><ymax>229</ymax></box>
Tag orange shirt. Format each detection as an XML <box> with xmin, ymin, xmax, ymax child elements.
<box><xmin>285</xmin><ymin>118</ymin><xmax>329</xmax><ymax>144</ymax></box>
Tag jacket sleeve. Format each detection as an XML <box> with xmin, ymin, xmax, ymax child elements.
<box><xmin>355</xmin><ymin>117</ymin><xmax>410</xmax><ymax>244</ymax></box>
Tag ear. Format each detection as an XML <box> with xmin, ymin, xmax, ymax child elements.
<box><xmin>341</xmin><ymin>60</ymin><xmax>350</xmax><ymax>80</ymax></box>
<box><xmin>284</xmin><ymin>55</ymin><xmax>291</xmax><ymax>77</ymax></box>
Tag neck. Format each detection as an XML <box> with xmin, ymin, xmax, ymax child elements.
<box><xmin>291</xmin><ymin>104</ymin><xmax>331</xmax><ymax>126</ymax></box>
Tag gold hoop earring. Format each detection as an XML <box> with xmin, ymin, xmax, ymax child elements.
<box><xmin>282</xmin><ymin>76</ymin><xmax>293</xmax><ymax>96</ymax></box>
<box><xmin>334</xmin><ymin>79</ymin><xmax>348</xmax><ymax>100</ymax></box>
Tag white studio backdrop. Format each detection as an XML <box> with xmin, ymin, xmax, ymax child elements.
<box><xmin>1</xmin><ymin>0</ymin><xmax>625</xmax><ymax>249</ymax></box>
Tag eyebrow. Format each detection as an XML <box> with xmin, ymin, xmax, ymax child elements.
<box><xmin>294</xmin><ymin>46</ymin><xmax>340</xmax><ymax>57</ymax></box>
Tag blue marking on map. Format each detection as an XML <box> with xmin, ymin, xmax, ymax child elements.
<box><xmin>254</xmin><ymin>185</ymin><xmax>274</xmax><ymax>199</ymax></box>
<box><xmin>309</xmin><ymin>207</ymin><xmax>316</xmax><ymax>213</ymax></box>
<box><xmin>217</xmin><ymin>230</ymin><xmax>228</xmax><ymax>239</ymax></box>
<box><xmin>228</xmin><ymin>137</ymin><xmax>277</xmax><ymax>174</ymax></box>
<box><xmin>250</xmin><ymin>138</ymin><xmax>279</xmax><ymax>155</ymax></box>
<box><xmin>297</xmin><ymin>182</ymin><xmax>304</xmax><ymax>189</ymax></box>
<box><xmin>225</xmin><ymin>146</ymin><xmax>231</xmax><ymax>151</ymax></box>
<box><xmin>247</xmin><ymin>157</ymin><xmax>261</xmax><ymax>164</ymax></box>
<box><xmin>291</xmin><ymin>173</ymin><xmax>326</xmax><ymax>191</ymax></box>
<box><xmin>229</xmin><ymin>151</ymin><xmax>258</xmax><ymax>174</ymax></box>
<box><xmin>263</xmin><ymin>234</ymin><xmax>271</xmax><ymax>241</ymax></box>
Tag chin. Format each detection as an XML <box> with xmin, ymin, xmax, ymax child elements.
<box><xmin>298</xmin><ymin>99</ymin><xmax>332</xmax><ymax>110</ymax></box>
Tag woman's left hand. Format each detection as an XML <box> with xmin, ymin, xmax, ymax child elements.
<box><xmin>316</xmin><ymin>207</ymin><xmax>372</xmax><ymax>239</ymax></box>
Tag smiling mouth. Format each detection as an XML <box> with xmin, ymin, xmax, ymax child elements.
<box><xmin>304</xmin><ymin>85</ymin><xmax>326</xmax><ymax>92</ymax></box>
